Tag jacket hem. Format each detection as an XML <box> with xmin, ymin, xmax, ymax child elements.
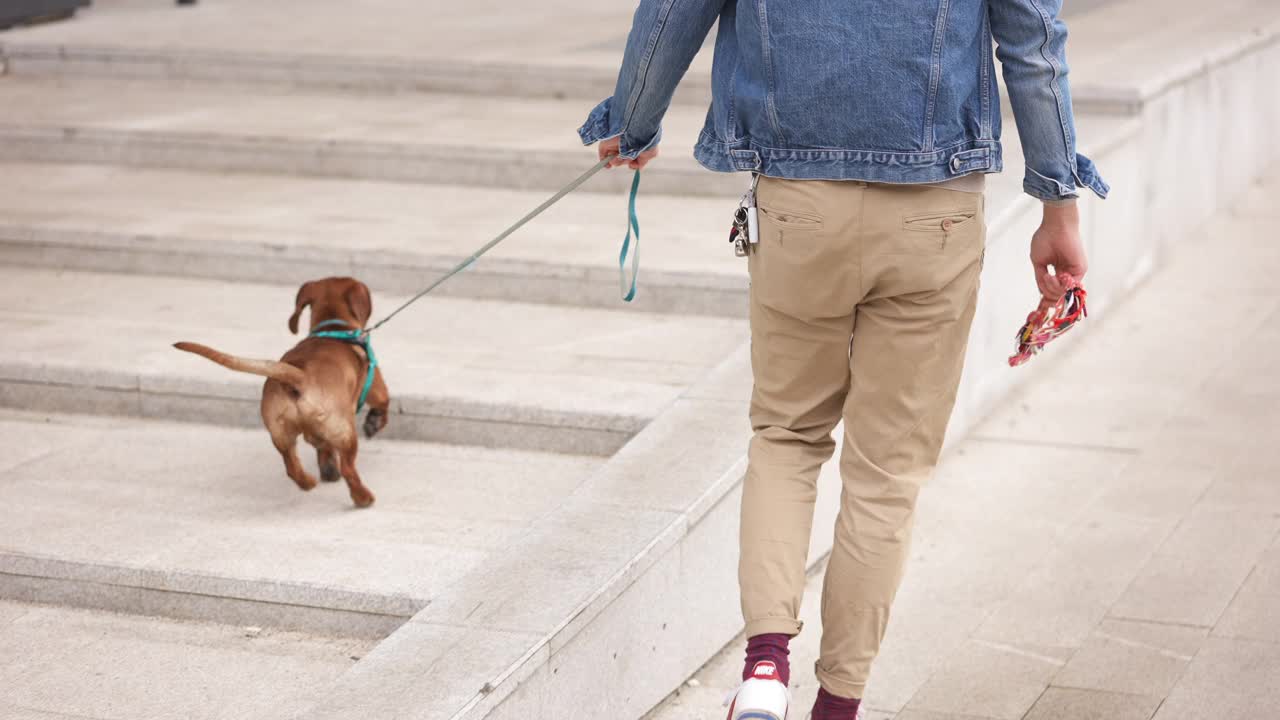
<box><xmin>692</xmin><ymin>131</ymin><xmax>1005</xmax><ymax>184</ymax></box>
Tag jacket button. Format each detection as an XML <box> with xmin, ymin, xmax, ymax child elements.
<box><xmin>941</xmin><ymin>218</ymin><xmax>954</xmax><ymax>231</ymax></box>
<box><xmin>950</xmin><ymin>156</ymin><xmax>962</xmax><ymax>171</ymax></box>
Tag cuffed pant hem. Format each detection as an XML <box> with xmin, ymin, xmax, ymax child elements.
<box><xmin>815</xmin><ymin>663</ymin><xmax>866</xmax><ymax>700</ymax></box>
<box><xmin>744</xmin><ymin>616</ymin><xmax>803</xmax><ymax>638</ymax></box>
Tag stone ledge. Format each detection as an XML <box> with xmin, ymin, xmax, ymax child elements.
<box><xmin>0</xmin><ymin>551</ymin><xmax>423</xmax><ymax>615</ymax></box>
<box><xmin>1068</xmin><ymin>0</ymin><xmax>1280</xmax><ymax>114</ymax></box>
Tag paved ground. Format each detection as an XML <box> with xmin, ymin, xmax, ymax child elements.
<box><xmin>647</xmin><ymin>174</ymin><xmax>1280</xmax><ymax>719</ymax></box>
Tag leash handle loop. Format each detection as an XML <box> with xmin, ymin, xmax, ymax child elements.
<box><xmin>619</xmin><ymin>170</ymin><xmax>641</xmax><ymax>302</ymax></box>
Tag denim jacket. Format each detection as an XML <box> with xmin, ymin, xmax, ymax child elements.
<box><xmin>579</xmin><ymin>0</ymin><xmax>1108</xmax><ymax>201</ymax></box>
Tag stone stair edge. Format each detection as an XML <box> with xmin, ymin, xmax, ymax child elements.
<box><xmin>0</xmin><ymin>549</ymin><xmax>424</xmax><ymax>618</ymax></box>
<box><xmin>1074</xmin><ymin>15</ymin><xmax>1280</xmax><ymax>113</ymax></box>
<box><xmin>0</xmin><ymin>373</ymin><xmax>641</xmax><ymax>457</ymax></box>
<box><xmin>0</xmin><ymin>357</ymin><xmax>645</xmax><ymax>428</ymax></box>
<box><xmin>0</xmin><ymin>220</ymin><xmax>746</xmax><ymax>288</ymax></box>
<box><xmin>0</xmin><ymin>40</ymin><xmax>711</xmax><ymax>104</ymax></box>
<box><xmin>0</xmin><ymin>123</ymin><xmax>739</xmax><ymax>196</ymax></box>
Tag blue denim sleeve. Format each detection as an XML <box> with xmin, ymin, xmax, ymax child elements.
<box><xmin>578</xmin><ymin>0</ymin><xmax>725</xmax><ymax>158</ymax></box>
<box><xmin>988</xmin><ymin>0</ymin><xmax>1109</xmax><ymax>201</ymax></box>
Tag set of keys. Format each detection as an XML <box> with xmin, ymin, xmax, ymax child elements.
<box><xmin>729</xmin><ymin>175</ymin><xmax>761</xmax><ymax>257</ymax></box>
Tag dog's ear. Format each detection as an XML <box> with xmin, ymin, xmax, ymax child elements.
<box><xmin>289</xmin><ymin>281</ymin><xmax>320</xmax><ymax>334</ymax></box>
<box><xmin>345</xmin><ymin>281</ymin><xmax>373</xmax><ymax>327</ymax></box>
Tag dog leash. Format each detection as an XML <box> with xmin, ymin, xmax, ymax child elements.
<box><xmin>363</xmin><ymin>156</ymin><xmax>641</xmax><ymax>336</ymax></box>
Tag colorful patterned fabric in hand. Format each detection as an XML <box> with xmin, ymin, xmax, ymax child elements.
<box><xmin>1009</xmin><ymin>273</ymin><xmax>1088</xmax><ymax>367</ymax></box>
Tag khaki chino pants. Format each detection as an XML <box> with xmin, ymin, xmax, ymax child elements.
<box><xmin>740</xmin><ymin>176</ymin><xmax>985</xmax><ymax>699</ymax></box>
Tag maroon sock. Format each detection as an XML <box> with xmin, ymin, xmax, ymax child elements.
<box><xmin>811</xmin><ymin>687</ymin><xmax>861</xmax><ymax>720</ymax></box>
<box><xmin>743</xmin><ymin>633</ymin><xmax>791</xmax><ymax>686</ymax></box>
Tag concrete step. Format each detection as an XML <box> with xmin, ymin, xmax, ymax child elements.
<box><xmin>0</xmin><ymin>75</ymin><xmax>739</xmax><ymax>196</ymax></box>
<box><xmin>0</xmin><ymin>162</ymin><xmax>748</xmax><ymax>316</ymax></box>
<box><xmin>0</xmin><ymin>599</ymin><xmax>375</xmax><ymax>720</ymax></box>
<box><xmin>0</xmin><ymin>267</ymin><xmax>747</xmax><ymax>455</ymax></box>
<box><xmin>0</xmin><ymin>39</ymin><xmax>712</xmax><ymax>107</ymax></box>
<box><xmin>0</xmin><ymin>0</ymin><xmax>714</xmax><ymax>103</ymax></box>
<box><xmin>0</xmin><ymin>409</ymin><xmax>603</xmax><ymax>635</ymax></box>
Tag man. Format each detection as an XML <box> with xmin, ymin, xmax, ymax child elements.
<box><xmin>580</xmin><ymin>1</ymin><xmax>1107</xmax><ymax>718</ymax></box>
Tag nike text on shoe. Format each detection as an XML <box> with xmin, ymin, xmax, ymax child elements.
<box><xmin>724</xmin><ymin>661</ymin><xmax>790</xmax><ymax>720</ymax></box>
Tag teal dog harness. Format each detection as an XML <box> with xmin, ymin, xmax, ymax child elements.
<box><xmin>308</xmin><ymin>319</ymin><xmax>378</xmax><ymax>412</ymax></box>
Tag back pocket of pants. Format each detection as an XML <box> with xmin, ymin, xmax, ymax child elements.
<box><xmin>902</xmin><ymin>210</ymin><xmax>977</xmax><ymax>233</ymax></box>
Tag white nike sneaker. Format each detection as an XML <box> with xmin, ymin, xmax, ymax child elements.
<box><xmin>723</xmin><ymin>661</ymin><xmax>790</xmax><ymax>720</ymax></box>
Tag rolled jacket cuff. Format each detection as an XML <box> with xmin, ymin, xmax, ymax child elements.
<box><xmin>577</xmin><ymin>96</ymin><xmax>662</xmax><ymax>158</ymax></box>
<box><xmin>1022</xmin><ymin>152</ymin><xmax>1109</xmax><ymax>202</ymax></box>
<box><xmin>1074</xmin><ymin>152</ymin><xmax>1110</xmax><ymax>199</ymax></box>
<box><xmin>577</xmin><ymin>97</ymin><xmax>615</xmax><ymax>146</ymax></box>
<box><xmin>620</xmin><ymin>126</ymin><xmax>662</xmax><ymax>158</ymax></box>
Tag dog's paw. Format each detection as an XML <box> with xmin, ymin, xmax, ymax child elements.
<box><xmin>320</xmin><ymin>461</ymin><xmax>341</xmax><ymax>483</ymax></box>
<box><xmin>363</xmin><ymin>409</ymin><xmax>387</xmax><ymax>439</ymax></box>
<box><xmin>350</xmin><ymin>488</ymin><xmax>376</xmax><ymax>508</ymax></box>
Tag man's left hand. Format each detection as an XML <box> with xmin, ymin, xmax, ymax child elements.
<box><xmin>1029</xmin><ymin>201</ymin><xmax>1088</xmax><ymax>309</ymax></box>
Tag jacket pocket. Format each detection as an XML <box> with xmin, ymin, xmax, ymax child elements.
<box><xmin>902</xmin><ymin>210</ymin><xmax>977</xmax><ymax>233</ymax></box>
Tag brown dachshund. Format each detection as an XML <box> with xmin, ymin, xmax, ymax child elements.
<box><xmin>174</xmin><ymin>277</ymin><xmax>389</xmax><ymax>507</ymax></box>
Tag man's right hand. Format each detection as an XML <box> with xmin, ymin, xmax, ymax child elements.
<box><xmin>597</xmin><ymin>136</ymin><xmax>660</xmax><ymax>170</ymax></box>
<box><xmin>1029</xmin><ymin>201</ymin><xmax>1088</xmax><ymax>308</ymax></box>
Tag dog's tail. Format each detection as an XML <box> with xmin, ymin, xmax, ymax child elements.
<box><xmin>173</xmin><ymin>342</ymin><xmax>307</xmax><ymax>389</ymax></box>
